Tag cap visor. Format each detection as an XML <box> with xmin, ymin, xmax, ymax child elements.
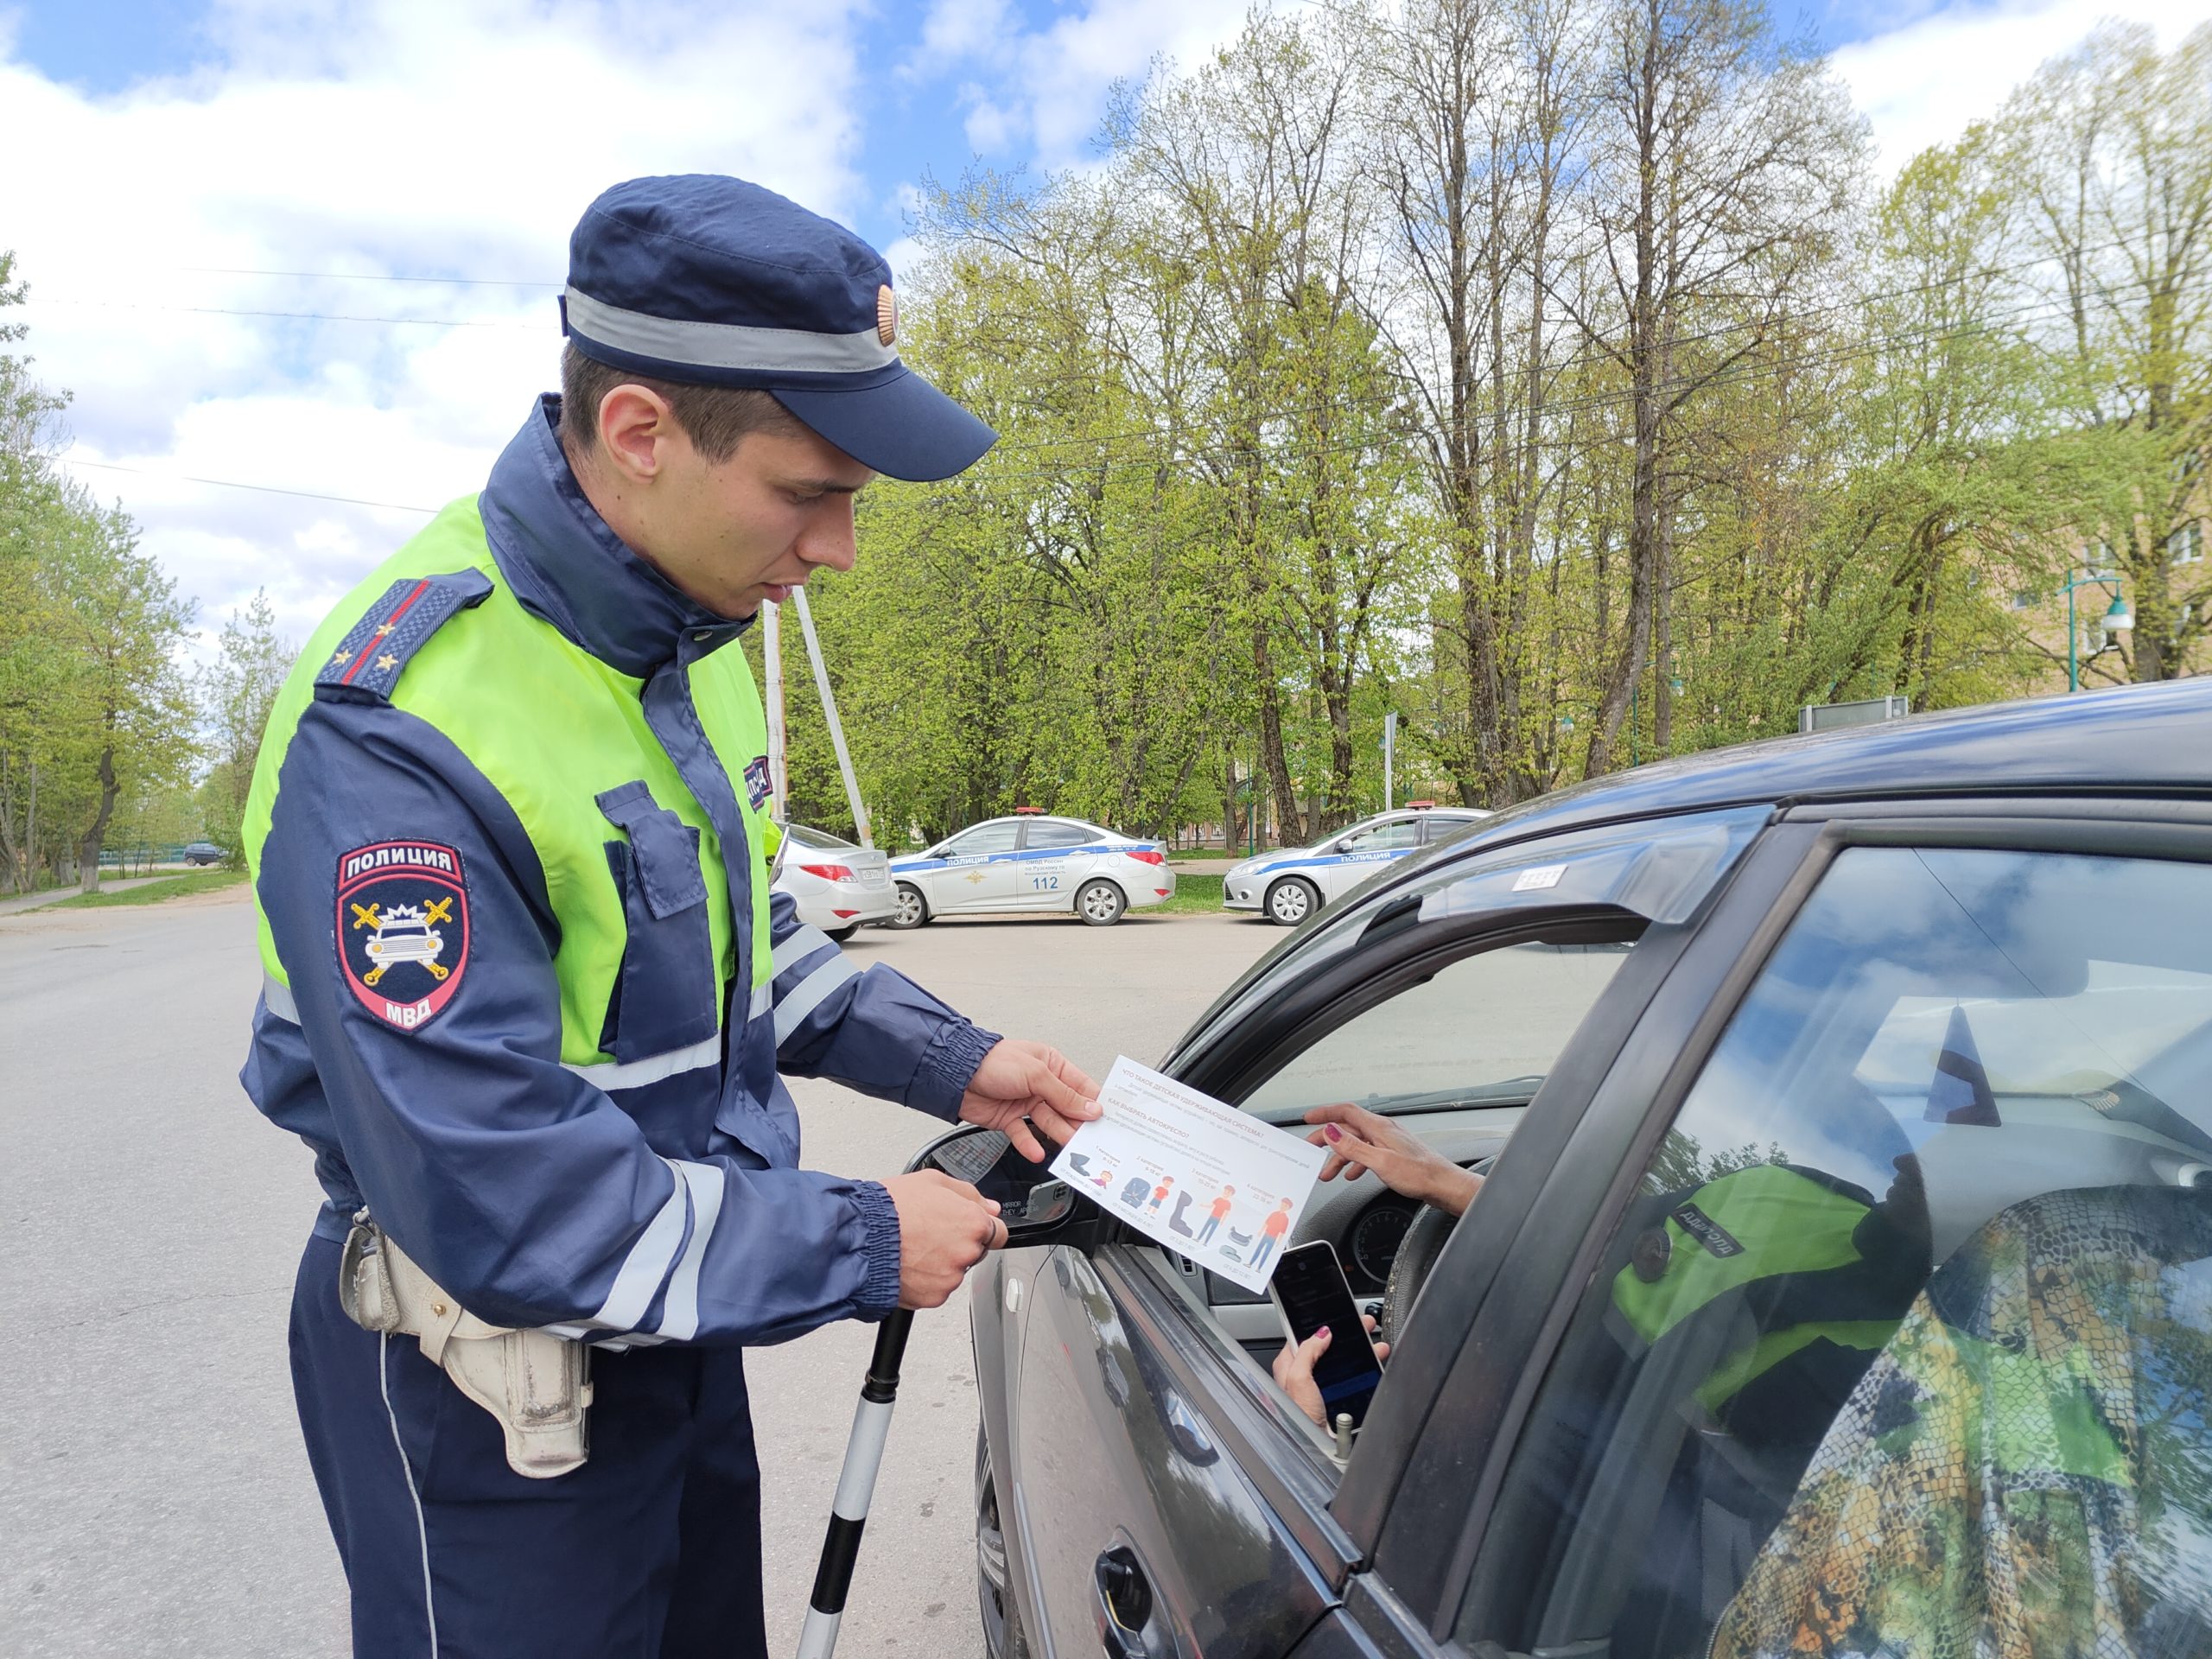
<box><xmin>772</xmin><ymin>369</ymin><xmax>995</xmax><ymax>482</ymax></box>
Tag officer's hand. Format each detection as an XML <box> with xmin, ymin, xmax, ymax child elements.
<box><xmin>957</xmin><ymin>1039</ymin><xmax>1101</xmax><ymax>1163</ymax></box>
<box><xmin>1272</xmin><ymin>1315</ymin><xmax>1389</xmax><ymax>1428</ymax></box>
<box><xmin>1302</xmin><ymin>1103</ymin><xmax>1484</xmax><ymax>1217</ymax></box>
<box><xmin>883</xmin><ymin>1171</ymin><xmax>1006</xmax><ymax>1310</ymax></box>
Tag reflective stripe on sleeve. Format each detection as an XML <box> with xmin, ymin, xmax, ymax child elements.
<box><xmin>773</xmin><ymin>956</ymin><xmax>862</xmax><ymax>1046</ymax></box>
<box><xmin>771</xmin><ymin>925</ymin><xmax>837</xmax><ymax>978</ymax></box>
<box><xmin>263</xmin><ymin>973</ymin><xmax>300</xmax><ymax>1024</ymax></box>
<box><xmin>570</xmin><ymin>1159</ymin><xmax>692</xmax><ymax>1333</ymax></box>
<box><xmin>563</xmin><ymin>1035</ymin><xmax>721</xmax><ymax>1091</ymax></box>
<box><xmin>748</xmin><ymin>981</ymin><xmax>773</xmax><ymax>1020</ymax></box>
<box><xmin>653</xmin><ymin>1159</ymin><xmax>728</xmax><ymax>1342</ymax></box>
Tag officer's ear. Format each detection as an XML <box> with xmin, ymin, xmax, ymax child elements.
<box><xmin>594</xmin><ymin>384</ymin><xmax>685</xmax><ymax>486</ymax></box>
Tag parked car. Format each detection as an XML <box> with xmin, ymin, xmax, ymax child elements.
<box><xmin>771</xmin><ymin>822</ymin><xmax>895</xmax><ymax>939</ymax></box>
<box><xmin>941</xmin><ymin>679</ymin><xmax>2212</xmax><ymax>1659</ymax></box>
<box><xmin>887</xmin><ymin>814</ymin><xmax>1173</xmax><ymax>928</ymax></box>
<box><xmin>180</xmin><ymin>842</ymin><xmax>226</xmax><ymax>867</ymax></box>
<box><xmin>1224</xmin><ymin>805</ymin><xmax>1489</xmax><ymax>925</ymax></box>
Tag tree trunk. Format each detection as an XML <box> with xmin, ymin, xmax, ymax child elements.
<box><xmin>78</xmin><ymin>744</ymin><xmax>118</xmax><ymax>894</ymax></box>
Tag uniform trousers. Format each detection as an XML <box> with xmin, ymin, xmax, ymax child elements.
<box><xmin>289</xmin><ymin>1233</ymin><xmax>768</xmax><ymax>1658</ymax></box>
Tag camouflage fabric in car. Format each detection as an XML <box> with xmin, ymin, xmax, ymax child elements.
<box><xmin>1709</xmin><ymin>1183</ymin><xmax>2212</xmax><ymax>1659</ymax></box>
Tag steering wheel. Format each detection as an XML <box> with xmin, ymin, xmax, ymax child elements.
<box><xmin>1378</xmin><ymin>1158</ymin><xmax>1493</xmax><ymax>1350</ymax></box>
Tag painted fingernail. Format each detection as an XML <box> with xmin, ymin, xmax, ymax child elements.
<box><xmin>1324</xmin><ymin>1125</ymin><xmax>1342</xmax><ymax>1141</ymax></box>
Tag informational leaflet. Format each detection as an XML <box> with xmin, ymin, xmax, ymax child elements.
<box><xmin>1050</xmin><ymin>1056</ymin><xmax>1325</xmax><ymax>1293</ymax></box>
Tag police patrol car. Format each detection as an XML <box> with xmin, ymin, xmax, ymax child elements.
<box><xmin>887</xmin><ymin>811</ymin><xmax>1174</xmax><ymax>928</ymax></box>
<box><xmin>1224</xmin><ymin>804</ymin><xmax>1489</xmax><ymax>925</ymax></box>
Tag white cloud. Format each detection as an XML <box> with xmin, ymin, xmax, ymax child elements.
<box><xmin>902</xmin><ymin>0</ymin><xmax>1256</xmax><ymax>169</ymax></box>
<box><xmin>5</xmin><ymin>0</ymin><xmax>870</xmax><ymax>639</ymax></box>
<box><xmin>909</xmin><ymin>0</ymin><xmax>1019</xmax><ymax>77</ymax></box>
<box><xmin>1832</xmin><ymin>0</ymin><xmax>2211</xmax><ymax>176</ymax></box>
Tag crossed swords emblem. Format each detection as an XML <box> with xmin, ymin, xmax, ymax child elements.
<box><xmin>350</xmin><ymin>896</ymin><xmax>454</xmax><ymax>986</ymax></box>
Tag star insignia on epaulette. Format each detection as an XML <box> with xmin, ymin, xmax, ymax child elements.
<box><xmin>331</xmin><ymin>648</ymin><xmax>353</xmax><ymax>664</ymax></box>
<box><xmin>376</xmin><ymin>653</ymin><xmax>397</xmax><ymax>670</ymax></box>
<box><xmin>375</xmin><ymin>623</ymin><xmax>396</xmax><ymax>637</ymax></box>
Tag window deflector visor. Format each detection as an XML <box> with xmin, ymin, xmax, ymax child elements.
<box><xmin>1413</xmin><ymin>807</ymin><xmax>1770</xmax><ymax>930</ymax></box>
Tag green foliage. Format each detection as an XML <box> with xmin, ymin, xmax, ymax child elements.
<box><xmin>763</xmin><ymin>11</ymin><xmax>2210</xmax><ymax>840</ymax></box>
<box><xmin>0</xmin><ymin>252</ymin><xmax>200</xmax><ymax>892</ymax></box>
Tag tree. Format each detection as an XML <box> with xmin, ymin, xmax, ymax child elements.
<box><xmin>42</xmin><ymin>496</ymin><xmax>197</xmax><ymax>891</ymax></box>
<box><xmin>1570</xmin><ymin>0</ymin><xmax>1861</xmax><ymax>772</ymax></box>
<box><xmin>199</xmin><ymin>589</ymin><xmax>296</xmax><ymax>853</ymax></box>
<box><xmin>2005</xmin><ymin>22</ymin><xmax>2212</xmax><ymax>682</ymax></box>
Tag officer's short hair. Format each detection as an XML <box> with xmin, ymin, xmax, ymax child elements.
<box><xmin>559</xmin><ymin>344</ymin><xmax>805</xmax><ymax>465</ymax></box>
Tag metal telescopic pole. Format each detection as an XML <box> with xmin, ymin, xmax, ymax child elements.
<box><xmin>795</xmin><ymin>1307</ymin><xmax>915</xmax><ymax>1659</ymax></box>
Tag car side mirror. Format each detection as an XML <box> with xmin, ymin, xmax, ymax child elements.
<box><xmin>912</xmin><ymin>1125</ymin><xmax>1081</xmax><ymax>1242</ymax></box>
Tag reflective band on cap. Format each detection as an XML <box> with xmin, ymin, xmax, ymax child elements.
<box><xmin>563</xmin><ymin>287</ymin><xmax>899</xmax><ymax>376</ymax></box>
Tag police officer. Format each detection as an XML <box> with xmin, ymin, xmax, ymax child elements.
<box><xmin>240</xmin><ymin>175</ymin><xmax>1101</xmax><ymax>1657</ymax></box>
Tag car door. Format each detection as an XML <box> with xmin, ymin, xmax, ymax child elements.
<box><xmin>1016</xmin><ymin>819</ymin><xmax>1097</xmax><ymax>911</ymax></box>
<box><xmin>987</xmin><ymin>807</ymin><xmax>1777</xmax><ymax>1659</ymax></box>
<box><xmin>933</xmin><ymin>820</ymin><xmax>1023</xmax><ymax>912</ymax></box>
<box><xmin>1309</xmin><ymin>800</ymin><xmax>2212</xmax><ymax>1659</ymax></box>
<box><xmin>1319</xmin><ymin>817</ymin><xmax>1423</xmax><ymax>902</ymax></box>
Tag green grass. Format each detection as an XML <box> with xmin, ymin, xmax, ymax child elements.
<box><xmin>43</xmin><ymin>868</ymin><xmax>249</xmax><ymax>909</ymax></box>
<box><xmin>1158</xmin><ymin>873</ymin><xmax>1225</xmax><ymax>914</ymax></box>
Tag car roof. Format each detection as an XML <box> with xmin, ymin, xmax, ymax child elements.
<box><xmin>1372</xmin><ymin>679</ymin><xmax>2212</xmax><ymax>894</ymax></box>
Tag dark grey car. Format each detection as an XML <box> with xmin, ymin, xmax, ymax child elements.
<box><xmin>940</xmin><ymin>679</ymin><xmax>2212</xmax><ymax>1659</ymax></box>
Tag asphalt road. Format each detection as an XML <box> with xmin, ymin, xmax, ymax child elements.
<box><xmin>0</xmin><ymin>893</ymin><xmax>1281</xmax><ymax>1657</ymax></box>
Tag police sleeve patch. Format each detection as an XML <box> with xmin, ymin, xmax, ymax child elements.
<box><xmin>743</xmin><ymin>756</ymin><xmax>772</xmax><ymax>811</ymax></box>
<box><xmin>337</xmin><ymin>842</ymin><xmax>470</xmax><ymax>1032</ymax></box>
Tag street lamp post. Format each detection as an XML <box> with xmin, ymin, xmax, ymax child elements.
<box><xmin>2059</xmin><ymin>570</ymin><xmax>2135</xmax><ymax>692</ymax></box>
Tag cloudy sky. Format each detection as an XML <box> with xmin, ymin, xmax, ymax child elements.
<box><xmin>3</xmin><ymin>0</ymin><xmax>2204</xmax><ymax>651</ymax></box>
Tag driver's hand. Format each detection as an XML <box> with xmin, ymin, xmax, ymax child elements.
<box><xmin>1301</xmin><ymin>1103</ymin><xmax>1484</xmax><ymax>1217</ymax></box>
<box><xmin>1272</xmin><ymin>1314</ymin><xmax>1389</xmax><ymax>1428</ymax></box>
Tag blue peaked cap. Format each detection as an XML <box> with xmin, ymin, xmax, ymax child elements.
<box><xmin>561</xmin><ymin>175</ymin><xmax>995</xmax><ymax>482</ymax></box>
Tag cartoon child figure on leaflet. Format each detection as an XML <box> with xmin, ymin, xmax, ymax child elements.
<box><xmin>1247</xmin><ymin>1198</ymin><xmax>1294</xmax><ymax>1274</ymax></box>
<box><xmin>1196</xmin><ymin>1185</ymin><xmax>1235</xmax><ymax>1248</ymax></box>
<box><xmin>1147</xmin><ymin>1175</ymin><xmax>1173</xmax><ymax>1217</ymax></box>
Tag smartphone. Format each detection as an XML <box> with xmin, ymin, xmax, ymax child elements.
<box><xmin>1268</xmin><ymin>1241</ymin><xmax>1384</xmax><ymax>1427</ymax></box>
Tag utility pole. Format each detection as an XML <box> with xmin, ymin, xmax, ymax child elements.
<box><xmin>1382</xmin><ymin>711</ymin><xmax>1397</xmax><ymax>812</ymax></box>
<box><xmin>762</xmin><ymin>602</ymin><xmax>788</xmax><ymax>817</ymax></box>
<box><xmin>791</xmin><ymin>588</ymin><xmax>874</xmax><ymax>849</ymax></box>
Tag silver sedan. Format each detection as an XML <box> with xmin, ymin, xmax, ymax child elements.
<box><xmin>887</xmin><ymin>814</ymin><xmax>1175</xmax><ymax>928</ymax></box>
<box><xmin>772</xmin><ymin>823</ymin><xmax>898</xmax><ymax>939</ymax></box>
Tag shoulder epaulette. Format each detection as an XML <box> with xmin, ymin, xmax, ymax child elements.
<box><xmin>315</xmin><ymin>568</ymin><xmax>494</xmax><ymax>702</ymax></box>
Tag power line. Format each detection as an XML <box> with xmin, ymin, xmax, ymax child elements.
<box><xmin>63</xmin><ymin>458</ymin><xmax>442</xmax><ymax>514</ymax></box>
<box><xmin>28</xmin><ymin>298</ymin><xmax>546</xmax><ymax>330</ymax></box>
<box><xmin>168</xmin><ymin>264</ymin><xmax>560</xmax><ymax>289</ymax></box>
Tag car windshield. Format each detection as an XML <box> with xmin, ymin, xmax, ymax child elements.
<box><xmin>1238</xmin><ymin>938</ymin><xmax>1639</xmax><ymax>1122</ymax></box>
